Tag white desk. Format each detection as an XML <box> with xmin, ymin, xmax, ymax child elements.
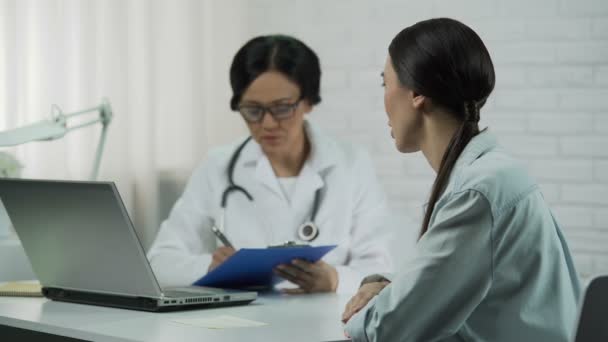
<box><xmin>0</xmin><ymin>292</ymin><xmax>350</xmax><ymax>341</ymax></box>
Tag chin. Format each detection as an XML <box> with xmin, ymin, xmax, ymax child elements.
<box><xmin>396</xmin><ymin>141</ymin><xmax>419</xmax><ymax>154</ymax></box>
<box><xmin>261</xmin><ymin>143</ymin><xmax>284</xmax><ymax>155</ymax></box>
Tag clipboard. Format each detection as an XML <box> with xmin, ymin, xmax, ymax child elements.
<box><xmin>193</xmin><ymin>245</ymin><xmax>336</xmax><ymax>288</ymax></box>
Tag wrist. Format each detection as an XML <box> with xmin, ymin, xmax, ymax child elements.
<box><xmin>360</xmin><ymin>274</ymin><xmax>390</xmax><ymax>288</ymax></box>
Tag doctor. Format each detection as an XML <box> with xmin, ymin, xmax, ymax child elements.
<box><xmin>148</xmin><ymin>35</ymin><xmax>393</xmax><ymax>294</ymax></box>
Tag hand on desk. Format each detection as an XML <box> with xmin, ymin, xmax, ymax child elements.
<box><xmin>341</xmin><ymin>281</ymin><xmax>390</xmax><ymax>323</ymax></box>
<box><xmin>207</xmin><ymin>246</ymin><xmax>236</xmax><ymax>272</ymax></box>
<box><xmin>273</xmin><ymin>259</ymin><xmax>338</xmax><ymax>294</ymax></box>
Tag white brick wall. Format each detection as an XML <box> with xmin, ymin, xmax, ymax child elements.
<box><xmin>243</xmin><ymin>0</ymin><xmax>608</xmax><ymax>279</ymax></box>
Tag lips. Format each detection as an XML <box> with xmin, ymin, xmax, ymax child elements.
<box><xmin>261</xmin><ymin>135</ymin><xmax>280</xmax><ymax>143</ymax></box>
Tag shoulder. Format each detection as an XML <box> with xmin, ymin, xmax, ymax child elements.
<box><xmin>452</xmin><ymin>146</ymin><xmax>538</xmax><ymax>217</ymax></box>
<box><xmin>189</xmin><ymin>138</ymin><xmax>247</xmax><ymax>183</ymax></box>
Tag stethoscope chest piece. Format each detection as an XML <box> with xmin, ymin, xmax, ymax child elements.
<box><xmin>298</xmin><ymin>221</ymin><xmax>319</xmax><ymax>242</ymax></box>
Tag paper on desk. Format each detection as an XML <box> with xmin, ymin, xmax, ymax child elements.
<box><xmin>172</xmin><ymin>315</ymin><xmax>268</xmax><ymax>329</ymax></box>
<box><xmin>0</xmin><ymin>281</ymin><xmax>43</xmax><ymax>297</ymax></box>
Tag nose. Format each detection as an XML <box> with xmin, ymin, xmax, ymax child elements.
<box><xmin>260</xmin><ymin>110</ymin><xmax>279</xmax><ymax>128</ymax></box>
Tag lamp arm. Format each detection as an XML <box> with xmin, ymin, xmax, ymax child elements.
<box><xmin>90</xmin><ymin>121</ymin><xmax>109</xmax><ymax>181</ymax></box>
<box><xmin>0</xmin><ymin>98</ymin><xmax>113</xmax><ymax>180</ymax></box>
<box><xmin>58</xmin><ymin>99</ymin><xmax>113</xmax><ymax>180</ymax></box>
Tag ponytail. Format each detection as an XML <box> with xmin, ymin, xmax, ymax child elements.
<box><xmin>419</xmin><ymin>101</ymin><xmax>481</xmax><ymax>238</ymax></box>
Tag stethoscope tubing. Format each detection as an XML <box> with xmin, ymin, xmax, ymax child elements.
<box><xmin>220</xmin><ymin>137</ymin><xmax>322</xmax><ymax>242</ymax></box>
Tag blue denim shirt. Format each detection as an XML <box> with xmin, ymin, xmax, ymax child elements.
<box><xmin>345</xmin><ymin>130</ymin><xmax>581</xmax><ymax>341</ymax></box>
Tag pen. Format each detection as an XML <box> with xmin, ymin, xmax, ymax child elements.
<box><xmin>211</xmin><ymin>226</ymin><xmax>234</xmax><ymax>249</ymax></box>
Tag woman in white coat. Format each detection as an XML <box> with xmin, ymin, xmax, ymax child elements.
<box><xmin>147</xmin><ymin>35</ymin><xmax>393</xmax><ymax>294</ymax></box>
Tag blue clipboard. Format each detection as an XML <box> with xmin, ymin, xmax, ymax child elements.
<box><xmin>193</xmin><ymin>245</ymin><xmax>336</xmax><ymax>289</ymax></box>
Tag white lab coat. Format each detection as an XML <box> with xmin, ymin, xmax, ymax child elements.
<box><xmin>147</xmin><ymin>121</ymin><xmax>394</xmax><ymax>294</ymax></box>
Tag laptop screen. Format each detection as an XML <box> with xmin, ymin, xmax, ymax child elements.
<box><xmin>0</xmin><ymin>179</ymin><xmax>162</xmax><ymax>298</ymax></box>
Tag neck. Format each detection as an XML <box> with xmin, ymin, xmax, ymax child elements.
<box><xmin>267</xmin><ymin>129</ymin><xmax>309</xmax><ymax>177</ymax></box>
<box><xmin>419</xmin><ymin>111</ymin><xmax>461</xmax><ymax>173</ymax></box>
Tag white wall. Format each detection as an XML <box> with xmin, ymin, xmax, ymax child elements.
<box><xmin>1</xmin><ymin>0</ymin><xmax>606</xmax><ymax>280</ymax></box>
<box><xmin>242</xmin><ymin>0</ymin><xmax>608</xmax><ymax>279</ymax></box>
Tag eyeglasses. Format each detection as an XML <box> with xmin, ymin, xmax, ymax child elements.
<box><xmin>237</xmin><ymin>100</ymin><xmax>300</xmax><ymax>123</ymax></box>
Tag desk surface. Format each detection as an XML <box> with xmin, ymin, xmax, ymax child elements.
<box><xmin>0</xmin><ymin>292</ymin><xmax>350</xmax><ymax>342</ymax></box>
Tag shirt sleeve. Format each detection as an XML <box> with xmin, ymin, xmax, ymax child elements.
<box><xmin>335</xmin><ymin>150</ymin><xmax>395</xmax><ymax>294</ymax></box>
<box><xmin>146</xmin><ymin>160</ymin><xmax>219</xmax><ymax>287</ymax></box>
<box><xmin>345</xmin><ymin>189</ymin><xmax>494</xmax><ymax>341</ymax></box>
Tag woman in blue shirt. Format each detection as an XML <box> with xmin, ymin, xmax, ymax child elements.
<box><xmin>341</xmin><ymin>18</ymin><xmax>581</xmax><ymax>341</ymax></box>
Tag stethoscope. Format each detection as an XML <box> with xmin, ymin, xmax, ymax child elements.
<box><xmin>218</xmin><ymin>136</ymin><xmax>322</xmax><ymax>242</ymax></box>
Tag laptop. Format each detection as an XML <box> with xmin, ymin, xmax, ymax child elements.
<box><xmin>0</xmin><ymin>178</ymin><xmax>257</xmax><ymax>312</ymax></box>
<box><xmin>573</xmin><ymin>275</ymin><xmax>608</xmax><ymax>342</ymax></box>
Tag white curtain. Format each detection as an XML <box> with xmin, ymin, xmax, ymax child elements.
<box><xmin>0</xmin><ymin>0</ymin><xmax>249</xmax><ymax>247</ymax></box>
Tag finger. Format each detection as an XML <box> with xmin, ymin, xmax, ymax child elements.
<box><xmin>344</xmin><ymin>296</ymin><xmax>356</xmax><ymax>315</ymax></box>
<box><xmin>273</xmin><ymin>267</ymin><xmax>306</xmax><ymax>287</ymax></box>
<box><xmin>211</xmin><ymin>254</ymin><xmax>223</xmax><ymax>264</ymax></box>
<box><xmin>275</xmin><ymin>266</ymin><xmax>315</xmax><ymax>290</ymax></box>
<box><xmin>342</xmin><ymin>307</ymin><xmax>354</xmax><ymax>323</ymax></box>
<box><xmin>213</xmin><ymin>252</ymin><xmax>229</xmax><ymax>263</ymax></box>
<box><xmin>217</xmin><ymin>247</ymin><xmax>235</xmax><ymax>259</ymax></box>
<box><xmin>276</xmin><ymin>264</ymin><xmax>298</xmax><ymax>278</ymax></box>
<box><xmin>217</xmin><ymin>252</ymin><xmax>231</xmax><ymax>262</ymax></box>
<box><xmin>276</xmin><ymin>265</ymin><xmax>314</xmax><ymax>286</ymax></box>
<box><xmin>281</xmin><ymin>288</ymin><xmax>307</xmax><ymax>295</ymax></box>
<box><xmin>350</xmin><ymin>294</ymin><xmax>374</xmax><ymax>315</ymax></box>
<box><xmin>208</xmin><ymin>259</ymin><xmax>222</xmax><ymax>272</ymax></box>
<box><xmin>341</xmin><ymin>307</ymin><xmax>352</xmax><ymax>322</ymax></box>
<box><xmin>291</xmin><ymin>259</ymin><xmax>314</xmax><ymax>274</ymax></box>
<box><xmin>351</xmin><ymin>302</ymin><xmax>365</xmax><ymax>315</ymax></box>
<box><xmin>342</xmin><ymin>307</ymin><xmax>359</xmax><ymax>323</ymax></box>
<box><xmin>211</xmin><ymin>251</ymin><xmax>223</xmax><ymax>262</ymax></box>
<box><xmin>218</xmin><ymin>251</ymin><xmax>235</xmax><ymax>262</ymax></box>
<box><xmin>345</xmin><ymin>296</ymin><xmax>367</xmax><ymax>317</ymax></box>
<box><xmin>278</xmin><ymin>264</ymin><xmax>315</xmax><ymax>284</ymax></box>
<box><xmin>342</xmin><ymin>296</ymin><xmax>360</xmax><ymax>322</ymax></box>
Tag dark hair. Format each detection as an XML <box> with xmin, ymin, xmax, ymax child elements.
<box><xmin>229</xmin><ymin>35</ymin><xmax>322</xmax><ymax>110</ymax></box>
<box><xmin>388</xmin><ymin>18</ymin><xmax>495</xmax><ymax>238</ymax></box>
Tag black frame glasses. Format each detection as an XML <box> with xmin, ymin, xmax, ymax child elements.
<box><xmin>237</xmin><ymin>100</ymin><xmax>301</xmax><ymax>123</ymax></box>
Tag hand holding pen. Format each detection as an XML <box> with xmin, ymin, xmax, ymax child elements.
<box><xmin>208</xmin><ymin>226</ymin><xmax>236</xmax><ymax>272</ymax></box>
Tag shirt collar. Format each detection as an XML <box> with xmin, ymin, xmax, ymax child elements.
<box><xmin>453</xmin><ymin>129</ymin><xmax>498</xmax><ymax>171</ymax></box>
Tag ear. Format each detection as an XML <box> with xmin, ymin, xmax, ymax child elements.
<box><xmin>411</xmin><ymin>91</ymin><xmax>426</xmax><ymax>110</ymax></box>
<box><xmin>301</xmin><ymin>100</ymin><xmax>314</xmax><ymax>114</ymax></box>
